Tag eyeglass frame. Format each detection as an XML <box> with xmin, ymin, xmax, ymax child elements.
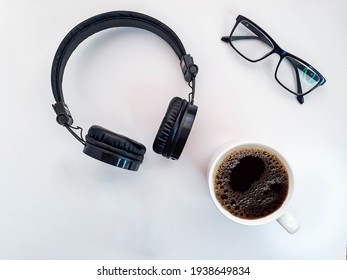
<box><xmin>222</xmin><ymin>15</ymin><xmax>326</xmax><ymax>104</ymax></box>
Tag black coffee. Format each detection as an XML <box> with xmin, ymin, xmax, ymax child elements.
<box><xmin>214</xmin><ymin>147</ymin><xmax>288</xmax><ymax>219</ymax></box>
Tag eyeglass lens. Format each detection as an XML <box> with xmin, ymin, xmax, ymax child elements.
<box><xmin>276</xmin><ymin>56</ymin><xmax>321</xmax><ymax>95</ymax></box>
<box><xmin>230</xmin><ymin>20</ymin><xmax>274</xmax><ymax>62</ymax></box>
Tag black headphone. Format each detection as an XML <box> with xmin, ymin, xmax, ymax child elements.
<box><xmin>51</xmin><ymin>11</ymin><xmax>198</xmax><ymax>171</ymax></box>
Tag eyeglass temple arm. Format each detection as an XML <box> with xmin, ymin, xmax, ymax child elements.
<box><xmin>222</xmin><ymin>33</ymin><xmax>272</xmax><ymax>49</ymax></box>
<box><xmin>286</xmin><ymin>57</ymin><xmax>304</xmax><ymax>104</ymax></box>
<box><xmin>222</xmin><ymin>20</ymin><xmax>273</xmax><ymax>46</ymax></box>
<box><xmin>294</xmin><ymin>66</ymin><xmax>304</xmax><ymax>104</ymax></box>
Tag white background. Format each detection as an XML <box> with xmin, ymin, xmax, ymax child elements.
<box><xmin>1</xmin><ymin>0</ymin><xmax>346</xmax><ymax>259</ymax></box>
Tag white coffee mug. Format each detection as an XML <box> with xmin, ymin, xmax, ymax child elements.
<box><xmin>208</xmin><ymin>142</ymin><xmax>300</xmax><ymax>234</ymax></box>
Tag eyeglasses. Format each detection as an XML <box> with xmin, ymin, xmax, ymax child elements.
<box><xmin>222</xmin><ymin>15</ymin><xmax>326</xmax><ymax>104</ymax></box>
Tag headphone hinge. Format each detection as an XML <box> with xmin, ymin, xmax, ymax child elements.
<box><xmin>52</xmin><ymin>102</ymin><xmax>73</xmax><ymax>126</ymax></box>
<box><xmin>180</xmin><ymin>54</ymin><xmax>199</xmax><ymax>82</ymax></box>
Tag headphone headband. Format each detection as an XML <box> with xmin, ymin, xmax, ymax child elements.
<box><xmin>51</xmin><ymin>10</ymin><xmax>189</xmax><ymax>103</ymax></box>
<box><xmin>50</xmin><ymin>11</ymin><xmax>199</xmax><ymax>169</ymax></box>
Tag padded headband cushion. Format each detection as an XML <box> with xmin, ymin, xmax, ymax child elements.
<box><xmin>51</xmin><ymin>10</ymin><xmax>186</xmax><ymax>103</ymax></box>
<box><xmin>86</xmin><ymin>125</ymin><xmax>146</xmax><ymax>161</ymax></box>
<box><xmin>153</xmin><ymin>97</ymin><xmax>184</xmax><ymax>155</ymax></box>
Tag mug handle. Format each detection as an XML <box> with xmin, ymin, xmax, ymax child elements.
<box><xmin>276</xmin><ymin>212</ymin><xmax>300</xmax><ymax>234</ymax></box>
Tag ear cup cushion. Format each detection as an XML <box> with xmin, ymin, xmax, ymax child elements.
<box><xmin>153</xmin><ymin>97</ymin><xmax>184</xmax><ymax>155</ymax></box>
<box><xmin>86</xmin><ymin>125</ymin><xmax>146</xmax><ymax>161</ymax></box>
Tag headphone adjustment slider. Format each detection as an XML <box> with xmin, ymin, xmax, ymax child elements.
<box><xmin>52</xmin><ymin>102</ymin><xmax>73</xmax><ymax>126</ymax></box>
<box><xmin>180</xmin><ymin>54</ymin><xmax>198</xmax><ymax>82</ymax></box>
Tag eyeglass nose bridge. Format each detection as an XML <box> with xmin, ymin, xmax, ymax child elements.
<box><xmin>271</xmin><ymin>43</ymin><xmax>288</xmax><ymax>58</ymax></box>
<box><xmin>279</xmin><ymin>50</ymin><xmax>287</xmax><ymax>57</ymax></box>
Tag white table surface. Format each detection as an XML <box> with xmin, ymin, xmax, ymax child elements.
<box><xmin>1</xmin><ymin>0</ymin><xmax>346</xmax><ymax>259</ymax></box>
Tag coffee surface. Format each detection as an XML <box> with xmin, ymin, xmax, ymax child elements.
<box><xmin>214</xmin><ymin>147</ymin><xmax>288</xmax><ymax>219</ymax></box>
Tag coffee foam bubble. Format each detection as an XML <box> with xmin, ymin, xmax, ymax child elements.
<box><xmin>214</xmin><ymin>147</ymin><xmax>289</xmax><ymax>220</ymax></box>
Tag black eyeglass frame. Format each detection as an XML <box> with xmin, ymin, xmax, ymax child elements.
<box><xmin>222</xmin><ymin>15</ymin><xmax>326</xmax><ymax>104</ymax></box>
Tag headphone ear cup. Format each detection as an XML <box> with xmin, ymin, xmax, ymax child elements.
<box><xmin>153</xmin><ymin>97</ymin><xmax>197</xmax><ymax>160</ymax></box>
<box><xmin>153</xmin><ymin>97</ymin><xmax>184</xmax><ymax>157</ymax></box>
<box><xmin>83</xmin><ymin>125</ymin><xmax>146</xmax><ymax>171</ymax></box>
